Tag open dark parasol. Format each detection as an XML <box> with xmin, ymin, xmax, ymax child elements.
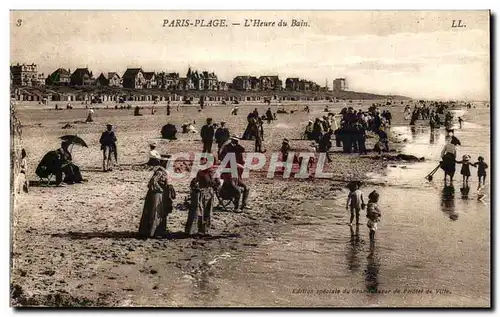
<box><xmin>60</xmin><ymin>135</ymin><xmax>88</xmax><ymax>151</ymax></box>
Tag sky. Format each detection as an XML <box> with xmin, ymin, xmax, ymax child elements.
<box><xmin>10</xmin><ymin>11</ymin><xmax>490</xmax><ymax>100</ymax></box>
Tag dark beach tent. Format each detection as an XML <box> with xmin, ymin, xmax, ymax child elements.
<box><xmin>161</xmin><ymin>124</ymin><xmax>178</xmax><ymax>140</ymax></box>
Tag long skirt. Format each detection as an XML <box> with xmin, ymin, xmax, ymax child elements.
<box><xmin>138</xmin><ymin>191</ymin><xmax>170</xmax><ymax>238</ymax></box>
<box><xmin>185</xmin><ymin>187</ymin><xmax>214</xmax><ymax>235</ymax></box>
<box><xmin>440</xmin><ymin>153</ymin><xmax>456</xmax><ymax>178</ymax></box>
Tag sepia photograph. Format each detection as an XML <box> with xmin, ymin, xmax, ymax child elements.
<box><xmin>9</xmin><ymin>10</ymin><xmax>490</xmax><ymax>307</ymax></box>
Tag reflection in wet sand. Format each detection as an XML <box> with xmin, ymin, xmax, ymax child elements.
<box><xmin>441</xmin><ymin>185</ymin><xmax>458</xmax><ymax>220</ymax></box>
<box><xmin>346</xmin><ymin>225</ymin><xmax>362</xmax><ymax>272</ymax></box>
<box><xmin>364</xmin><ymin>242</ymin><xmax>379</xmax><ymax>293</ymax></box>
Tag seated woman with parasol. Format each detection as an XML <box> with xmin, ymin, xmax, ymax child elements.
<box><xmin>35</xmin><ymin>136</ymin><xmax>86</xmax><ymax>185</ymax></box>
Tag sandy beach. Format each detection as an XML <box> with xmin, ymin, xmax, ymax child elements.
<box><xmin>10</xmin><ymin>100</ymin><xmax>489</xmax><ymax>307</ymax></box>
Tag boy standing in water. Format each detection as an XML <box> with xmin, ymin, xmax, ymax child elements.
<box><xmin>346</xmin><ymin>182</ymin><xmax>364</xmax><ymax>226</ymax></box>
<box><xmin>366</xmin><ymin>191</ymin><xmax>381</xmax><ymax>242</ymax></box>
<box><xmin>473</xmin><ymin>156</ymin><xmax>488</xmax><ymax>189</ymax></box>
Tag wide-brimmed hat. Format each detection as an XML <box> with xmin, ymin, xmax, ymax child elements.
<box><xmin>230</xmin><ymin>135</ymin><xmax>240</xmax><ymax>141</ymax></box>
<box><xmin>106</xmin><ymin>123</ymin><xmax>113</xmax><ymax>127</ymax></box>
<box><xmin>282</xmin><ymin>138</ymin><xmax>289</xmax><ymax>144</ymax></box>
<box><xmin>450</xmin><ymin>136</ymin><xmax>461</xmax><ymax>146</ymax></box>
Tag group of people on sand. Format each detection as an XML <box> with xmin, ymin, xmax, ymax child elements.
<box><xmin>303</xmin><ymin>105</ymin><xmax>392</xmax><ymax>158</ymax></box>
<box><xmin>139</xmin><ymin>131</ymin><xmax>251</xmax><ymax>239</ymax></box>
<box><xmin>34</xmin><ymin>123</ymin><xmax>119</xmax><ymax>187</ymax></box>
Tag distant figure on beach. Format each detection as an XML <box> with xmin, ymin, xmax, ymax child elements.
<box><xmin>17</xmin><ymin>149</ymin><xmax>29</xmax><ymax>194</ymax></box>
<box><xmin>138</xmin><ymin>158</ymin><xmax>175</xmax><ymax>239</ymax></box>
<box><xmin>366</xmin><ymin>190</ymin><xmax>381</xmax><ymax>242</ymax></box>
<box><xmin>473</xmin><ymin>156</ymin><xmax>488</xmax><ymax>189</ymax></box>
<box><xmin>318</xmin><ymin>129</ymin><xmax>333</xmax><ymax>163</ymax></box>
<box><xmin>231</xmin><ymin>106</ymin><xmax>239</xmax><ymax>115</ymax></box>
<box><xmin>280</xmin><ymin>138</ymin><xmax>291</xmax><ymax>164</ymax></box>
<box><xmin>134</xmin><ymin>106</ymin><xmax>142</xmax><ymax>116</ymax></box>
<box><xmin>346</xmin><ymin>182</ymin><xmax>364</xmax><ymax>226</ymax></box>
<box><xmin>215</xmin><ymin>121</ymin><xmax>230</xmax><ymax>152</ymax></box>
<box><xmin>85</xmin><ymin>108</ymin><xmax>94</xmax><ymax>122</ymax></box>
<box><xmin>99</xmin><ymin>123</ymin><xmax>118</xmax><ymax>172</ymax></box>
<box><xmin>201</xmin><ymin>118</ymin><xmax>215</xmax><ymax>153</ymax></box>
<box><xmin>151</xmin><ymin>105</ymin><xmax>156</xmax><ymax>115</ymax></box>
<box><xmin>458</xmin><ymin>117</ymin><xmax>464</xmax><ymax>129</ymax></box>
<box><xmin>166</xmin><ymin>103</ymin><xmax>171</xmax><ymax>116</ymax></box>
<box><xmin>265</xmin><ymin>107</ymin><xmax>273</xmax><ymax>124</ymax></box>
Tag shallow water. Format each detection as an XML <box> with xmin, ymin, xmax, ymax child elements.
<box><xmin>178</xmin><ymin>106</ymin><xmax>490</xmax><ymax>307</ymax></box>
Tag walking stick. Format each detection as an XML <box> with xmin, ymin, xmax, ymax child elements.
<box><xmin>425</xmin><ymin>163</ymin><xmax>441</xmax><ymax>181</ymax></box>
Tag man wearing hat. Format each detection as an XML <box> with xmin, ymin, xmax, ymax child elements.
<box><xmin>200</xmin><ymin>118</ymin><xmax>215</xmax><ymax>153</ymax></box>
<box><xmin>219</xmin><ymin>136</ymin><xmax>250</xmax><ymax>211</ymax></box>
<box><xmin>215</xmin><ymin>121</ymin><xmax>230</xmax><ymax>152</ymax></box>
<box><xmin>99</xmin><ymin>123</ymin><xmax>118</xmax><ymax>172</ymax></box>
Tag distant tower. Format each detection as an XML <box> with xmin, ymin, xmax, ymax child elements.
<box><xmin>333</xmin><ymin>78</ymin><xmax>348</xmax><ymax>92</ymax></box>
<box><xmin>325</xmin><ymin>78</ymin><xmax>328</xmax><ymax>90</ymax></box>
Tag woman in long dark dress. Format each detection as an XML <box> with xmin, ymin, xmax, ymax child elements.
<box><xmin>440</xmin><ymin>136</ymin><xmax>460</xmax><ymax>184</ymax></box>
<box><xmin>138</xmin><ymin>159</ymin><xmax>175</xmax><ymax>238</ymax></box>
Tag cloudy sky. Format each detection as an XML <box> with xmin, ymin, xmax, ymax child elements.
<box><xmin>10</xmin><ymin>11</ymin><xmax>489</xmax><ymax>100</ymax></box>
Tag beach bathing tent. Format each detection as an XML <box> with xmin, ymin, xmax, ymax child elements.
<box><xmin>161</xmin><ymin>124</ymin><xmax>178</xmax><ymax>140</ymax></box>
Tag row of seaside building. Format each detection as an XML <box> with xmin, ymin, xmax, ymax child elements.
<box><xmin>10</xmin><ymin>63</ymin><xmax>348</xmax><ymax>92</ymax></box>
<box><xmin>11</xmin><ymin>88</ymin><xmax>335</xmax><ymax>103</ymax></box>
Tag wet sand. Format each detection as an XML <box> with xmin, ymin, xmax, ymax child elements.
<box><xmin>10</xmin><ymin>101</ymin><xmax>489</xmax><ymax>307</ymax></box>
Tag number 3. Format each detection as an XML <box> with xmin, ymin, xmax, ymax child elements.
<box><xmin>16</xmin><ymin>19</ymin><xmax>22</xmax><ymax>27</ymax></box>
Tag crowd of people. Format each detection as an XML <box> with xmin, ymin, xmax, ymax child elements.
<box><xmin>25</xmin><ymin>99</ymin><xmax>488</xmax><ymax>243</ymax></box>
<box><xmin>303</xmin><ymin>106</ymin><xmax>392</xmax><ymax>157</ymax></box>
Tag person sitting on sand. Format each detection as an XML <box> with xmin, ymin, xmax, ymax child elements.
<box><xmin>85</xmin><ymin>108</ymin><xmax>94</xmax><ymax>122</ymax></box>
<box><xmin>56</xmin><ymin>141</ymin><xmax>83</xmax><ymax>185</ymax></box>
<box><xmin>147</xmin><ymin>142</ymin><xmax>162</xmax><ymax>166</ymax></box>
<box><xmin>303</xmin><ymin>120</ymin><xmax>314</xmax><ymax>140</ymax></box>
<box><xmin>134</xmin><ymin>106</ymin><xmax>143</xmax><ymax>116</ymax></box>
<box><xmin>138</xmin><ymin>157</ymin><xmax>175</xmax><ymax>239</ymax></box>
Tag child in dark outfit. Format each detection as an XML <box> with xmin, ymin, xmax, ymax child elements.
<box><xmin>473</xmin><ymin>156</ymin><xmax>488</xmax><ymax>189</ymax></box>
<box><xmin>456</xmin><ymin>154</ymin><xmax>474</xmax><ymax>187</ymax></box>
